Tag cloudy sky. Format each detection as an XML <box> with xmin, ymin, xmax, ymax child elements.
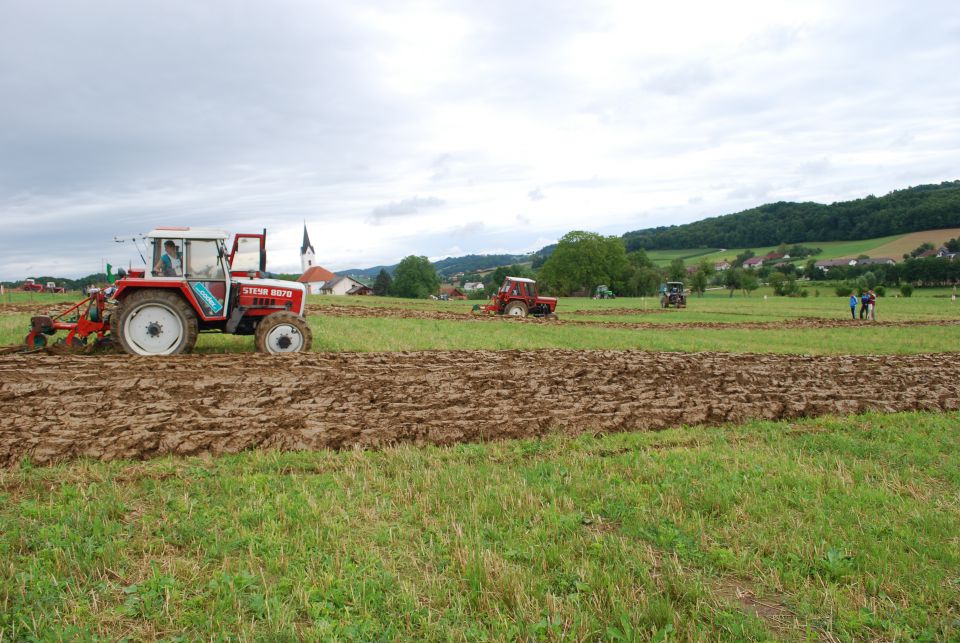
<box><xmin>1</xmin><ymin>0</ymin><xmax>958</xmax><ymax>280</ymax></box>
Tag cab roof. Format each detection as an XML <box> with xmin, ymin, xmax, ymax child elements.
<box><xmin>505</xmin><ymin>276</ymin><xmax>536</xmax><ymax>283</ymax></box>
<box><xmin>146</xmin><ymin>227</ymin><xmax>229</xmax><ymax>240</ymax></box>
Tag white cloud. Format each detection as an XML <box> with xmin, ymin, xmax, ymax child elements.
<box><xmin>0</xmin><ymin>0</ymin><xmax>958</xmax><ymax>280</ymax></box>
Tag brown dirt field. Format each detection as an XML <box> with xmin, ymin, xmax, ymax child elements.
<box><xmin>866</xmin><ymin>228</ymin><xmax>960</xmax><ymax>260</ymax></box>
<box><xmin>1</xmin><ymin>350</ymin><xmax>958</xmax><ymax>467</ymax></box>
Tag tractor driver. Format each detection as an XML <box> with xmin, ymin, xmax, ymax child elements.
<box><xmin>154</xmin><ymin>240</ymin><xmax>182</xmax><ymax>277</ymax></box>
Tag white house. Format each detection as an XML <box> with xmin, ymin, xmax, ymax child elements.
<box><xmin>463</xmin><ymin>281</ymin><xmax>485</xmax><ymax>291</ymax></box>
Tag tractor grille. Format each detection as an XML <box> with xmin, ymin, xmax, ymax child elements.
<box><xmin>252</xmin><ymin>297</ymin><xmax>276</xmax><ymax>307</ymax></box>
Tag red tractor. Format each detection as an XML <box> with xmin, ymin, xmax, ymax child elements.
<box><xmin>25</xmin><ymin>227</ymin><xmax>313</xmax><ymax>355</ymax></box>
<box><xmin>479</xmin><ymin>276</ymin><xmax>558</xmax><ymax>318</ymax></box>
<box><xmin>21</xmin><ymin>279</ymin><xmax>44</xmax><ymax>293</ymax></box>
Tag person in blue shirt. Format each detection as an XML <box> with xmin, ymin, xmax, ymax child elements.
<box><xmin>849</xmin><ymin>293</ymin><xmax>857</xmax><ymax>320</ymax></box>
<box><xmin>153</xmin><ymin>240</ymin><xmax>182</xmax><ymax>277</ymax></box>
<box><xmin>859</xmin><ymin>291</ymin><xmax>870</xmax><ymax>320</ymax></box>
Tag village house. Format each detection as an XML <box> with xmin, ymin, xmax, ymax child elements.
<box><xmin>714</xmin><ymin>261</ymin><xmax>731</xmax><ymax>271</ymax></box>
<box><xmin>936</xmin><ymin>247</ymin><xmax>959</xmax><ymax>261</ymax></box>
<box><xmin>742</xmin><ymin>257</ymin><xmax>764</xmax><ymax>269</ymax></box>
<box><xmin>463</xmin><ymin>281</ymin><xmax>485</xmax><ymax>291</ymax></box>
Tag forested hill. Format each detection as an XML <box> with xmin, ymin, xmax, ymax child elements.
<box><xmin>622</xmin><ymin>180</ymin><xmax>960</xmax><ymax>251</ymax></box>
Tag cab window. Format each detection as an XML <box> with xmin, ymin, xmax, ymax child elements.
<box><xmin>185</xmin><ymin>240</ymin><xmax>225</xmax><ymax>280</ymax></box>
<box><xmin>153</xmin><ymin>238</ymin><xmax>183</xmax><ymax>277</ymax></box>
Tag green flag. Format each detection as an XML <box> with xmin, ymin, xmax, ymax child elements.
<box><xmin>106</xmin><ymin>263</ymin><xmax>115</xmax><ymax>284</ymax></box>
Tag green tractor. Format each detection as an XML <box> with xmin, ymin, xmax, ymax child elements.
<box><xmin>659</xmin><ymin>282</ymin><xmax>687</xmax><ymax>308</ymax></box>
<box><xmin>594</xmin><ymin>284</ymin><xmax>616</xmax><ymax>299</ymax></box>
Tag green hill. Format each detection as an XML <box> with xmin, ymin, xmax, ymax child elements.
<box><xmin>623</xmin><ymin>180</ymin><xmax>960</xmax><ymax>251</ymax></box>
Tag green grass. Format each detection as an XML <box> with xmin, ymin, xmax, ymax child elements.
<box><xmin>2</xmin><ymin>411</ymin><xmax>957</xmax><ymax>640</ymax></box>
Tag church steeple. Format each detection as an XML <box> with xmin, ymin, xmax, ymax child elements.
<box><xmin>300</xmin><ymin>223</ymin><xmax>316</xmax><ymax>272</ymax></box>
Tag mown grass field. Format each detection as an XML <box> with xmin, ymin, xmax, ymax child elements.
<box><xmin>2</xmin><ymin>288</ymin><xmax>958</xmax><ymax>640</ymax></box>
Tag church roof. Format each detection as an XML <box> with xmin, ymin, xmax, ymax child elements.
<box><xmin>301</xmin><ymin>224</ymin><xmax>315</xmax><ymax>255</ymax></box>
<box><xmin>298</xmin><ymin>266</ymin><xmax>336</xmax><ymax>283</ymax></box>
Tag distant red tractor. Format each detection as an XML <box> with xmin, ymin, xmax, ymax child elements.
<box><xmin>25</xmin><ymin>227</ymin><xmax>313</xmax><ymax>355</ymax></box>
<box><xmin>479</xmin><ymin>276</ymin><xmax>558</xmax><ymax>318</ymax></box>
<box><xmin>21</xmin><ymin>279</ymin><xmax>44</xmax><ymax>293</ymax></box>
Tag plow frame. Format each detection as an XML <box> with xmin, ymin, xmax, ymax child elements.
<box><xmin>26</xmin><ymin>291</ymin><xmax>111</xmax><ymax>348</ymax></box>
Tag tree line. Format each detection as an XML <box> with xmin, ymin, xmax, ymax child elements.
<box><xmin>621</xmin><ymin>180</ymin><xmax>960</xmax><ymax>251</ymax></box>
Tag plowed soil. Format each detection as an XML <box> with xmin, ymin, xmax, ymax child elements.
<box><xmin>1</xmin><ymin>350</ymin><xmax>958</xmax><ymax>466</ymax></box>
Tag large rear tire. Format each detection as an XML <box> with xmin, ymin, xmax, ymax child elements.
<box><xmin>504</xmin><ymin>301</ymin><xmax>528</xmax><ymax>318</ymax></box>
<box><xmin>254</xmin><ymin>311</ymin><xmax>313</xmax><ymax>354</ymax></box>
<box><xmin>113</xmin><ymin>290</ymin><xmax>198</xmax><ymax>356</ymax></box>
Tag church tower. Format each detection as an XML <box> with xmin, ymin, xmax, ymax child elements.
<box><xmin>300</xmin><ymin>223</ymin><xmax>316</xmax><ymax>273</ymax></box>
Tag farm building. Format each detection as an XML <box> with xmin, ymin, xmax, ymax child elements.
<box><xmin>853</xmin><ymin>257</ymin><xmax>896</xmax><ymax>267</ymax></box>
<box><xmin>440</xmin><ymin>285</ymin><xmax>468</xmax><ymax>300</ymax></box>
<box><xmin>346</xmin><ymin>284</ymin><xmax>373</xmax><ymax>296</ymax></box>
<box><xmin>815</xmin><ymin>258</ymin><xmax>856</xmax><ymax>272</ymax></box>
<box><xmin>318</xmin><ymin>275</ymin><xmax>367</xmax><ymax>296</ymax></box>
<box><xmin>463</xmin><ymin>281</ymin><xmax>485</xmax><ymax>291</ymax></box>
<box><xmin>714</xmin><ymin>261</ymin><xmax>731</xmax><ymax>271</ymax></box>
<box><xmin>298</xmin><ymin>266</ymin><xmax>337</xmax><ymax>294</ymax></box>
<box><xmin>742</xmin><ymin>257</ymin><xmax>763</xmax><ymax>269</ymax></box>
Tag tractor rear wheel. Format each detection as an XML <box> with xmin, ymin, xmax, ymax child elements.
<box><xmin>254</xmin><ymin>311</ymin><xmax>313</xmax><ymax>354</ymax></box>
<box><xmin>504</xmin><ymin>301</ymin><xmax>528</xmax><ymax>318</ymax></box>
<box><xmin>113</xmin><ymin>290</ymin><xmax>198</xmax><ymax>356</ymax></box>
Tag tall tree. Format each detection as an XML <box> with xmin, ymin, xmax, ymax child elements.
<box><xmin>539</xmin><ymin>231</ymin><xmax>629</xmax><ymax>296</ymax></box>
<box><xmin>372</xmin><ymin>268</ymin><xmax>392</xmax><ymax>296</ymax></box>
<box><xmin>391</xmin><ymin>256</ymin><xmax>439</xmax><ymax>299</ymax></box>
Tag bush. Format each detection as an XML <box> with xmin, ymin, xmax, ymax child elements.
<box><xmin>800</xmin><ymin>289</ymin><xmax>809</xmax><ymax>298</ymax></box>
<box><xmin>874</xmin><ymin>285</ymin><xmax>886</xmax><ymax>297</ymax></box>
<box><xmin>900</xmin><ymin>284</ymin><xmax>914</xmax><ymax>298</ymax></box>
<box><xmin>835</xmin><ymin>285</ymin><xmax>853</xmax><ymax>297</ymax></box>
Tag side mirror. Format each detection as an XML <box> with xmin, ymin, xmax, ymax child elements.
<box><xmin>117</xmin><ymin>267</ymin><xmax>127</xmax><ymax>279</ymax></box>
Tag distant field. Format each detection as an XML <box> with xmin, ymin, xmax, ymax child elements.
<box><xmin>646</xmin><ymin>228</ymin><xmax>960</xmax><ymax>266</ymax></box>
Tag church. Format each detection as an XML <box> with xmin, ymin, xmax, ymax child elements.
<box><xmin>297</xmin><ymin>224</ymin><xmax>367</xmax><ymax>295</ymax></box>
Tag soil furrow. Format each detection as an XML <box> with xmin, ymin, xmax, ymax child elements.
<box><xmin>1</xmin><ymin>350</ymin><xmax>958</xmax><ymax>466</ymax></box>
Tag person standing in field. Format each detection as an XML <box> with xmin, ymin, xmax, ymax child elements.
<box><xmin>860</xmin><ymin>290</ymin><xmax>870</xmax><ymax>320</ymax></box>
<box><xmin>869</xmin><ymin>289</ymin><xmax>877</xmax><ymax>321</ymax></box>
<box><xmin>849</xmin><ymin>293</ymin><xmax>857</xmax><ymax>320</ymax></box>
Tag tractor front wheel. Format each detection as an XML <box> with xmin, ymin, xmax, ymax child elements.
<box><xmin>113</xmin><ymin>290</ymin><xmax>199</xmax><ymax>356</ymax></box>
<box><xmin>254</xmin><ymin>311</ymin><xmax>313</xmax><ymax>354</ymax></box>
<box><xmin>504</xmin><ymin>301</ymin><xmax>528</xmax><ymax>318</ymax></box>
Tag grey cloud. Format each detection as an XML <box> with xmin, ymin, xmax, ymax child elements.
<box><xmin>528</xmin><ymin>188</ymin><xmax>545</xmax><ymax>201</ymax></box>
<box><xmin>370</xmin><ymin>196</ymin><xmax>445</xmax><ymax>222</ymax></box>
<box><xmin>644</xmin><ymin>62</ymin><xmax>715</xmax><ymax>96</ymax></box>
